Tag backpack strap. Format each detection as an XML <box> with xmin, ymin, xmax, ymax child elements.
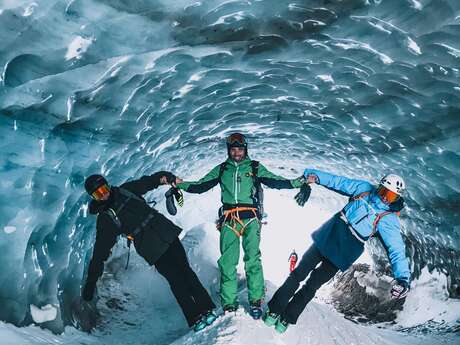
<box><xmin>103</xmin><ymin>187</ymin><xmax>147</xmax><ymax>230</ymax></box>
<box><xmin>218</xmin><ymin>162</ymin><xmax>227</xmax><ymax>182</ymax></box>
<box><xmin>112</xmin><ymin>187</ymin><xmax>147</xmax><ymax>215</ymax></box>
<box><xmin>350</xmin><ymin>191</ymin><xmax>370</xmax><ymax>201</ymax></box>
<box><xmin>250</xmin><ymin>160</ymin><xmax>260</xmax><ymax>181</ymax></box>
<box><xmin>104</xmin><ymin>208</ymin><xmax>122</xmax><ymax>229</ymax></box>
<box><xmin>371</xmin><ymin>210</ymin><xmax>400</xmax><ymax>237</ymax></box>
<box><xmin>118</xmin><ymin>187</ymin><xmax>146</xmax><ymax>203</ymax></box>
<box><xmin>342</xmin><ymin>191</ymin><xmax>370</xmax><ymax>213</ymax></box>
<box><xmin>250</xmin><ymin>160</ymin><xmax>264</xmax><ymax>218</ymax></box>
<box><xmin>349</xmin><ymin>191</ymin><xmax>400</xmax><ymax>238</ymax></box>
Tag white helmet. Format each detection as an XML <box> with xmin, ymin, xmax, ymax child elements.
<box><xmin>380</xmin><ymin>174</ymin><xmax>405</xmax><ymax>195</ymax></box>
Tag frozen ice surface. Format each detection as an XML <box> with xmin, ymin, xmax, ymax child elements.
<box><xmin>0</xmin><ymin>0</ymin><xmax>459</xmax><ymax>343</ymax></box>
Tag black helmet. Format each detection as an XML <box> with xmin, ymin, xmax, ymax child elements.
<box><xmin>84</xmin><ymin>174</ymin><xmax>108</xmax><ymax>195</ymax></box>
<box><xmin>226</xmin><ymin>133</ymin><xmax>248</xmax><ymax>156</ymax></box>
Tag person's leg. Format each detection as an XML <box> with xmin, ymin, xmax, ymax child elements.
<box><xmin>267</xmin><ymin>244</ymin><xmax>323</xmax><ymax>315</ymax></box>
<box><xmin>282</xmin><ymin>258</ymin><xmax>338</xmax><ymax>324</ymax></box>
<box><xmin>217</xmin><ymin>220</ymin><xmax>241</xmax><ymax>308</ymax></box>
<box><xmin>241</xmin><ymin>219</ymin><xmax>264</xmax><ymax>304</ymax></box>
<box><xmin>155</xmin><ymin>243</ymin><xmax>201</xmax><ymax>327</ymax></box>
<box><xmin>170</xmin><ymin>238</ymin><xmax>216</xmax><ymax>314</ymax></box>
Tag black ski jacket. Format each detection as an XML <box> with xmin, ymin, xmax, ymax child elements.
<box><xmin>83</xmin><ymin>172</ymin><xmax>182</xmax><ymax>300</ymax></box>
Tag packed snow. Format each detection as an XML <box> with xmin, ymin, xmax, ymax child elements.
<box><xmin>0</xmin><ymin>191</ymin><xmax>458</xmax><ymax>345</ymax></box>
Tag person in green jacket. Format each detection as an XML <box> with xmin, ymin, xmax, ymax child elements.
<box><xmin>176</xmin><ymin>133</ymin><xmax>305</xmax><ymax>319</ymax></box>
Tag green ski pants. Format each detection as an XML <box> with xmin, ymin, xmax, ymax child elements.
<box><xmin>217</xmin><ymin>217</ymin><xmax>265</xmax><ymax>307</ymax></box>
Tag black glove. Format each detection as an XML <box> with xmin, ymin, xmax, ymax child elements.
<box><xmin>391</xmin><ymin>280</ymin><xmax>409</xmax><ymax>299</ymax></box>
<box><xmin>165</xmin><ymin>188</ymin><xmax>177</xmax><ymax>215</ymax></box>
<box><xmin>294</xmin><ymin>183</ymin><xmax>312</xmax><ymax>207</ymax></box>
<box><xmin>82</xmin><ymin>281</ymin><xmax>96</xmax><ymax>301</ymax></box>
<box><xmin>165</xmin><ymin>188</ymin><xmax>183</xmax><ymax>215</ymax></box>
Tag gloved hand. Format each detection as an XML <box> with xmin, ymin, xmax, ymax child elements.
<box><xmin>390</xmin><ymin>280</ymin><xmax>409</xmax><ymax>299</ymax></box>
<box><xmin>82</xmin><ymin>281</ymin><xmax>96</xmax><ymax>302</ymax></box>
<box><xmin>294</xmin><ymin>183</ymin><xmax>312</xmax><ymax>207</ymax></box>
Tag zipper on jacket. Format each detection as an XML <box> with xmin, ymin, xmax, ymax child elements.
<box><xmin>234</xmin><ymin>164</ymin><xmax>239</xmax><ymax>203</ymax></box>
<box><xmin>355</xmin><ymin>214</ymin><xmax>368</xmax><ymax>225</ymax></box>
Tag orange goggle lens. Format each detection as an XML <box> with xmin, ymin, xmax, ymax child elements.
<box><xmin>91</xmin><ymin>184</ymin><xmax>110</xmax><ymax>200</ymax></box>
<box><xmin>377</xmin><ymin>186</ymin><xmax>399</xmax><ymax>203</ymax></box>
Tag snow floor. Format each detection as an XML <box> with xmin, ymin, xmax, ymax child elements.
<box><xmin>1</xmin><ymin>193</ymin><xmax>459</xmax><ymax>345</ymax></box>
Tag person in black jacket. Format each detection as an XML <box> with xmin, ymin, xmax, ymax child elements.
<box><xmin>81</xmin><ymin>172</ymin><xmax>217</xmax><ymax>332</ymax></box>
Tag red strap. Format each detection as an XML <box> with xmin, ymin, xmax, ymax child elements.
<box><xmin>351</xmin><ymin>191</ymin><xmax>370</xmax><ymax>201</ymax></box>
<box><xmin>371</xmin><ymin>211</ymin><xmax>400</xmax><ymax>237</ymax></box>
<box><xmin>351</xmin><ymin>191</ymin><xmax>400</xmax><ymax>238</ymax></box>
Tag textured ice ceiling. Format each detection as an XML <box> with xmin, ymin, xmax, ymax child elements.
<box><xmin>0</xmin><ymin>0</ymin><xmax>459</xmax><ymax>332</ymax></box>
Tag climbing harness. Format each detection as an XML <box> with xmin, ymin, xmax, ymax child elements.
<box><xmin>219</xmin><ymin>207</ymin><xmax>259</xmax><ymax>237</ymax></box>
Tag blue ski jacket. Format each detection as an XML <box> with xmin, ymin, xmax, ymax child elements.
<box><xmin>304</xmin><ymin>168</ymin><xmax>411</xmax><ymax>284</ymax></box>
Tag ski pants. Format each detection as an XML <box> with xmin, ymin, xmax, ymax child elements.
<box><xmin>218</xmin><ymin>217</ymin><xmax>264</xmax><ymax>307</ymax></box>
<box><xmin>267</xmin><ymin>244</ymin><xmax>338</xmax><ymax>324</ymax></box>
<box><xmin>155</xmin><ymin>238</ymin><xmax>215</xmax><ymax>327</ymax></box>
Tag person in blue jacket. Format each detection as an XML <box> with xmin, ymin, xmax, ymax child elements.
<box><xmin>264</xmin><ymin>170</ymin><xmax>411</xmax><ymax>333</ymax></box>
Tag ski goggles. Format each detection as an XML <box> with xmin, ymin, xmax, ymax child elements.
<box><xmin>226</xmin><ymin>133</ymin><xmax>247</xmax><ymax>146</ymax></box>
<box><xmin>91</xmin><ymin>184</ymin><xmax>110</xmax><ymax>200</ymax></box>
<box><xmin>377</xmin><ymin>185</ymin><xmax>399</xmax><ymax>204</ymax></box>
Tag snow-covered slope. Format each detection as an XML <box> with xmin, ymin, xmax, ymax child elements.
<box><xmin>174</xmin><ymin>303</ymin><xmax>459</xmax><ymax>345</ymax></box>
<box><xmin>1</xmin><ymin>193</ymin><xmax>458</xmax><ymax>345</ymax></box>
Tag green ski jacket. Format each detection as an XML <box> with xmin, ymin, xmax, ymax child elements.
<box><xmin>177</xmin><ymin>157</ymin><xmax>302</xmax><ymax>207</ymax></box>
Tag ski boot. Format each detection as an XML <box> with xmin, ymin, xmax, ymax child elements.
<box><xmin>275</xmin><ymin>318</ymin><xmax>289</xmax><ymax>334</ymax></box>
<box><xmin>249</xmin><ymin>300</ymin><xmax>263</xmax><ymax>320</ymax></box>
<box><xmin>223</xmin><ymin>304</ymin><xmax>238</xmax><ymax>314</ymax></box>
<box><xmin>263</xmin><ymin>310</ymin><xmax>280</xmax><ymax>327</ymax></box>
<box><xmin>193</xmin><ymin>318</ymin><xmax>207</xmax><ymax>332</ymax></box>
<box><xmin>203</xmin><ymin>310</ymin><xmax>218</xmax><ymax>326</ymax></box>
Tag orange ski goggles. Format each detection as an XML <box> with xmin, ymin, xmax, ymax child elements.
<box><xmin>226</xmin><ymin>133</ymin><xmax>247</xmax><ymax>146</ymax></box>
<box><xmin>91</xmin><ymin>184</ymin><xmax>110</xmax><ymax>200</ymax></box>
<box><xmin>377</xmin><ymin>186</ymin><xmax>399</xmax><ymax>204</ymax></box>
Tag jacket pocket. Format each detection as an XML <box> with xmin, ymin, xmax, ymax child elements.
<box><xmin>348</xmin><ymin>203</ymin><xmax>372</xmax><ymax>238</ymax></box>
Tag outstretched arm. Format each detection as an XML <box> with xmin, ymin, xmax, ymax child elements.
<box><xmin>176</xmin><ymin>165</ymin><xmax>221</xmax><ymax>194</ymax></box>
<box><xmin>303</xmin><ymin>168</ymin><xmax>373</xmax><ymax>197</ymax></box>
<box><xmin>82</xmin><ymin>217</ymin><xmax>117</xmax><ymax>301</ymax></box>
<box><xmin>377</xmin><ymin>216</ymin><xmax>411</xmax><ymax>285</ymax></box>
<box><xmin>258</xmin><ymin>163</ymin><xmax>304</xmax><ymax>189</ymax></box>
<box><xmin>120</xmin><ymin>171</ymin><xmax>176</xmax><ymax>196</ymax></box>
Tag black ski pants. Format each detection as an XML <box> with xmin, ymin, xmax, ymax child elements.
<box><xmin>267</xmin><ymin>244</ymin><xmax>338</xmax><ymax>324</ymax></box>
<box><xmin>154</xmin><ymin>238</ymin><xmax>215</xmax><ymax>327</ymax></box>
